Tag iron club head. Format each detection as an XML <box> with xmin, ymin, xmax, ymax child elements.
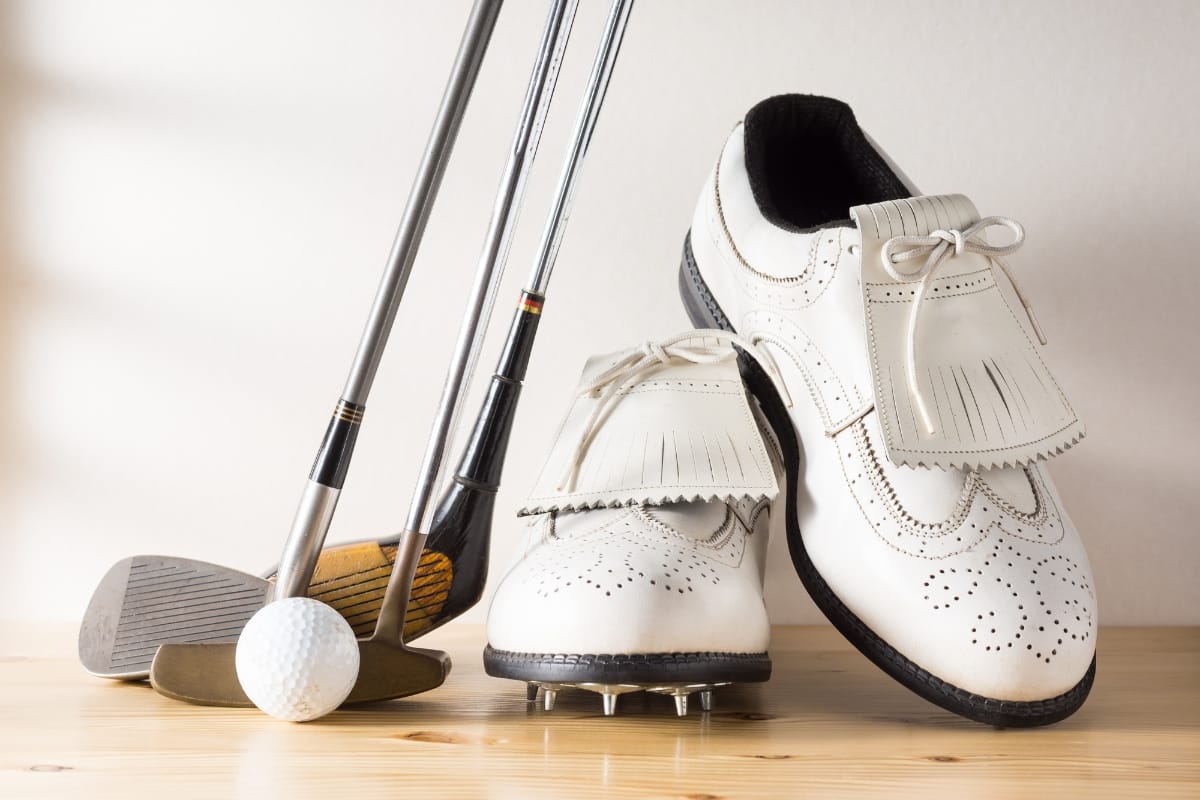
<box><xmin>78</xmin><ymin>556</ymin><xmax>269</xmax><ymax>680</ymax></box>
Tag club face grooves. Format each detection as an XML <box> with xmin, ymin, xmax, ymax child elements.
<box><xmin>79</xmin><ymin>557</ymin><xmax>269</xmax><ymax>679</ymax></box>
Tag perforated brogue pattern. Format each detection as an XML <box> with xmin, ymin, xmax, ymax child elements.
<box><xmin>835</xmin><ymin>419</ymin><xmax>1094</xmax><ymax>665</ymax></box>
<box><xmin>742</xmin><ymin>310</ymin><xmax>866</xmax><ymax>431</ymax></box>
<box><xmin>521</xmin><ymin>502</ymin><xmax>766</xmax><ymax>602</ymax></box>
<box><xmin>839</xmin><ymin>420</ymin><xmax>1066</xmax><ymax>556</ymax></box>
<box><xmin>679</xmin><ymin>114</ymin><xmax>1098</xmax><ymax>722</ymax></box>
<box><xmin>864</xmin><ymin>267</ymin><xmax>995</xmax><ymax>304</ymax></box>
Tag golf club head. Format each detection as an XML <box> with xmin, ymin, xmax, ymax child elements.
<box><xmin>149</xmin><ymin>641</ymin><xmax>254</xmax><ymax>707</ymax></box>
<box><xmin>344</xmin><ymin>641</ymin><xmax>450</xmax><ymax>704</ymax></box>
<box><xmin>80</xmin><ymin>543</ymin><xmax>455</xmax><ymax>680</ymax></box>
<box><xmin>149</xmin><ymin>638</ymin><xmax>451</xmax><ymax>707</ymax></box>
<box><xmin>78</xmin><ymin>556</ymin><xmax>269</xmax><ymax>680</ymax></box>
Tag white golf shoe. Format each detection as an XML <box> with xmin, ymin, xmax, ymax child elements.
<box><xmin>484</xmin><ymin>333</ymin><xmax>782</xmax><ymax>716</ymax></box>
<box><xmin>679</xmin><ymin>94</ymin><xmax>1096</xmax><ymax>726</ymax></box>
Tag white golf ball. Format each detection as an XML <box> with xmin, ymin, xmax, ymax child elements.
<box><xmin>235</xmin><ymin>597</ymin><xmax>360</xmax><ymax>722</ymax></box>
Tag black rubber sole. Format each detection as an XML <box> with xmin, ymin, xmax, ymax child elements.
<box><xmin>678</xmin><ymin>232</ymin><xmax>1096</xmax><ymax>728</ymax></box>
<box><xmin>483</xmin><ymin>645</ymin><xmax>771</xmax><ymax>685</ymax></box>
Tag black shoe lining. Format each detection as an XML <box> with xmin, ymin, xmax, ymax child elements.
<box><xmin>742</xmin><ymin>94</ymin><xmax>911</xmax><ymax>233</ymax></box>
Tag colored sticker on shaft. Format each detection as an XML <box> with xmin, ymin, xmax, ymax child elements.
<box><xmin>336</xmin><ymin>399</ymin><xmax>365</xmax><ymax>424</ymax></box>
<box><xmin>519</xmin><ymin>291</ymin><xmax>544</xmax><ymax>315</ymax></box>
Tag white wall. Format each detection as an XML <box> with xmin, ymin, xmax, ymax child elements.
<box><xmin>1</xmin><ymin>0</ymin><xmax>1196</xmax><ymax>625</ymax></box>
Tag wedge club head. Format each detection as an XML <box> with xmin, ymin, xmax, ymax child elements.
<box><xmin>79</xmin><ymin>556</ymin><xmax>269</xmax><ymax>680</ymax></box>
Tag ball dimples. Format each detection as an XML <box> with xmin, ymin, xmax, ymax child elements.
<box><xmin>235</xmin><ymin>597</ymin><xmax>359</xmax><ymax>721</ymax></box>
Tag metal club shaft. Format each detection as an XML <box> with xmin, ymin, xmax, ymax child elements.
<box><xmin>528</xmin><ymin>0</ymin><xmax>634</xmax><ymax>294</ymax></box>
<box><xmin>370</xmin><ymin>0</ymin><xmax>581</xmax><ymax>644</ymax></box>
<box><xmin>273</xmin><ymin>0</ymin><xmax>504</xmax><ymax>599</ymax></box>
<box><xmin>407</xmin><ymin>0</ymin><xmax>636</xmax><ymax>640</ymax></box>
<box><xmin>402</xmin><ymin>0</ymin><xmax>580</xmax><ymax>537</ymax></box>
<box><xmin>376</xmin><ymin>0</ymin><xmax>635</xmax><ymax>645</ymax></box>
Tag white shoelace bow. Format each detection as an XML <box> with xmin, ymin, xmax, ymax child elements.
<box><xmin>557</xmin><ymin>331</ymin><xmax>788</xmax><ymax>492</ymax></box>
<box><xmin>880</xmin><ymin>215</ymin><xmax>1047</xmax><ymax>435</ymax></box>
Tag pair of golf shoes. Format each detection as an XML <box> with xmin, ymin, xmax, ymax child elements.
<box><xmin>483</xmin><ymin>95</ymin><xmax>1096</xmax><ymax>727</ymax></box>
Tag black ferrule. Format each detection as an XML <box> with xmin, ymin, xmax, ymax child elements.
<box><xmin>309</xmin><ymin>401</ymin><xmax>363</xmax><ymax>489</ymax></box>
<box><xmin>453</xmin><ymin>293</ymin><xmax>543</xmax><ymax>486</ymax></box>
<box><xmin>456</xmin><ymin>375</ymin><xmax>521</xmax><ymax>487</ymax></box>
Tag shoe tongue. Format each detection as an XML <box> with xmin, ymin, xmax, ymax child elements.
<box><xmin>849</xmin><ymin>194</ymin><xmax>1084</xmax><ymax>471</ymax></box>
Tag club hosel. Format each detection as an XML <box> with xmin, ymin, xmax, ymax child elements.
<box><xmin>273</xmin><ymin>400</ymin><xmax>363</xmax><ymax>599</ymax></box>
<box><xmin>455</xmin><ymin>374</ymin><xmax>524</xmax><ymax>488</ymax></box>
<box><xmin>273</xmin><ymin>481</ymin><xmax>341</xmax><ymax>600</ymax></box>
<box><xmin>453</xmin><ymin>291</ymin><xmax>542</xmax><ymax>487</ymax></box>
<box><xmin>426</xmin><ymin>477</ymin><xmax>494</xmax><ymax>609</ymax></box>
<box><xmin>375</xmin><ymin>529</ymin><xmax>428</xmax><ymax>642</ymax></box>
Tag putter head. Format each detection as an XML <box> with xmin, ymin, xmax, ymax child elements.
<box><xmin>150</xmin><ymin>527</ymin><xmax>456</xmax><ymax>709</ymax></box>
<box><xmin>78</xmin><ymin>556</ymin><xmax>269</xmax><ymax>680</ymax></box>
<box><xmin>149</xmin><ymin>641</ymin><xmax>253</xmax><ymax>707</ymax></box>
<box><xmin>345</xmin><ymin>641</ymin><xmax>450</xmax><ymax>704</ymax></box>
<box><xmin>149</xmin><ymin>639</ymin><xmax>451</xmax><ymax>707</ymax></box>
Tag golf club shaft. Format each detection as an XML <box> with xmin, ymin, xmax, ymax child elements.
<box><xmin>273</xmin><ymin>0</ymin><xmax>503</xmax><ymax>600</ymax></box>
<box><xmin>528</xmin><ymin>0</ymin><xmax>633</xmax><ymax>294</ymax></box>
<box><xmin>373</xmin><ymin>0</ymin><xmax>579</xmax><ymax>642</ymax></box>
<box><xmin>404</xmin><ymin>0</ymin><xmax>577</xmax><ymax>538</ymax></box>
<box><xmin>422</xmin><ymin>0</ymin><xmax>634</xmax><ymax>612</ymax></box>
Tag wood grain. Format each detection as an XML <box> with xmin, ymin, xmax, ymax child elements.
<box><xmin>1</xmin><ymin>623</ymin><xmax>1196</xmax><ymax>799</ymax></box>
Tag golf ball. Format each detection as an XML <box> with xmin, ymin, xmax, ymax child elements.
<box><xmin>235</xmin><ymin>597</ymin><xmax>359</xmax><ymax>722</ymax></box>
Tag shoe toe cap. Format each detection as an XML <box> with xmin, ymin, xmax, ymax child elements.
<box><xmin>487</xmin><ymin>511</ymin><xmax>770</xmax><ymax>656</ymax></box>
<box><xmin>847</xmin><ymin>521</ymin><xmax>1098</xmax><ymax>704</ymax></box>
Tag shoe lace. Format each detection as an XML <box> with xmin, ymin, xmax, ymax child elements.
<box><xmin>558</xmin><ymin>330</ymin><xmax>787</xmax><ymax>492</ymax></box>
<box><xmin>880</xmin><ymin>215</ymin><xmax>1047</xmax><ymax>435</ymax></box>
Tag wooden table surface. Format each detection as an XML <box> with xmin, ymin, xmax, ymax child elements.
<box><xmin>2</xmin><ymin>622</ymin><xmax>1197</xmax><ymax>799</ymax></box>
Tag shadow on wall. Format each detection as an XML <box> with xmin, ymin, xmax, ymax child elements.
<box><xmin>0</xmin><ymin>6</ymin><xmax>23</xmax><ymax>516</ymax></box>
<box><xmin>1053</xmin><ymin>432</ymin><xmax>1200</xmax><ymax>626</ymax></box>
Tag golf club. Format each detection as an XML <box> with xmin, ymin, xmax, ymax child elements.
<box><xmin>79</xmin><ymin>0</ymin><xmax>635</xmax><ymax>686</ymax></box>
<box><xmin>411</xmin><ymin>0</ymin><xmax>635</xmax><ymax>636</ymax></box>
<box><xmin>149</xmin><ymin>0</ymin><xmax>581</xmax><ymax>707</ymax></box>
<box><xmin>78</xmin><ymin>0</ymin><xmax>504</xmax><ymax>680</ymax></box>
